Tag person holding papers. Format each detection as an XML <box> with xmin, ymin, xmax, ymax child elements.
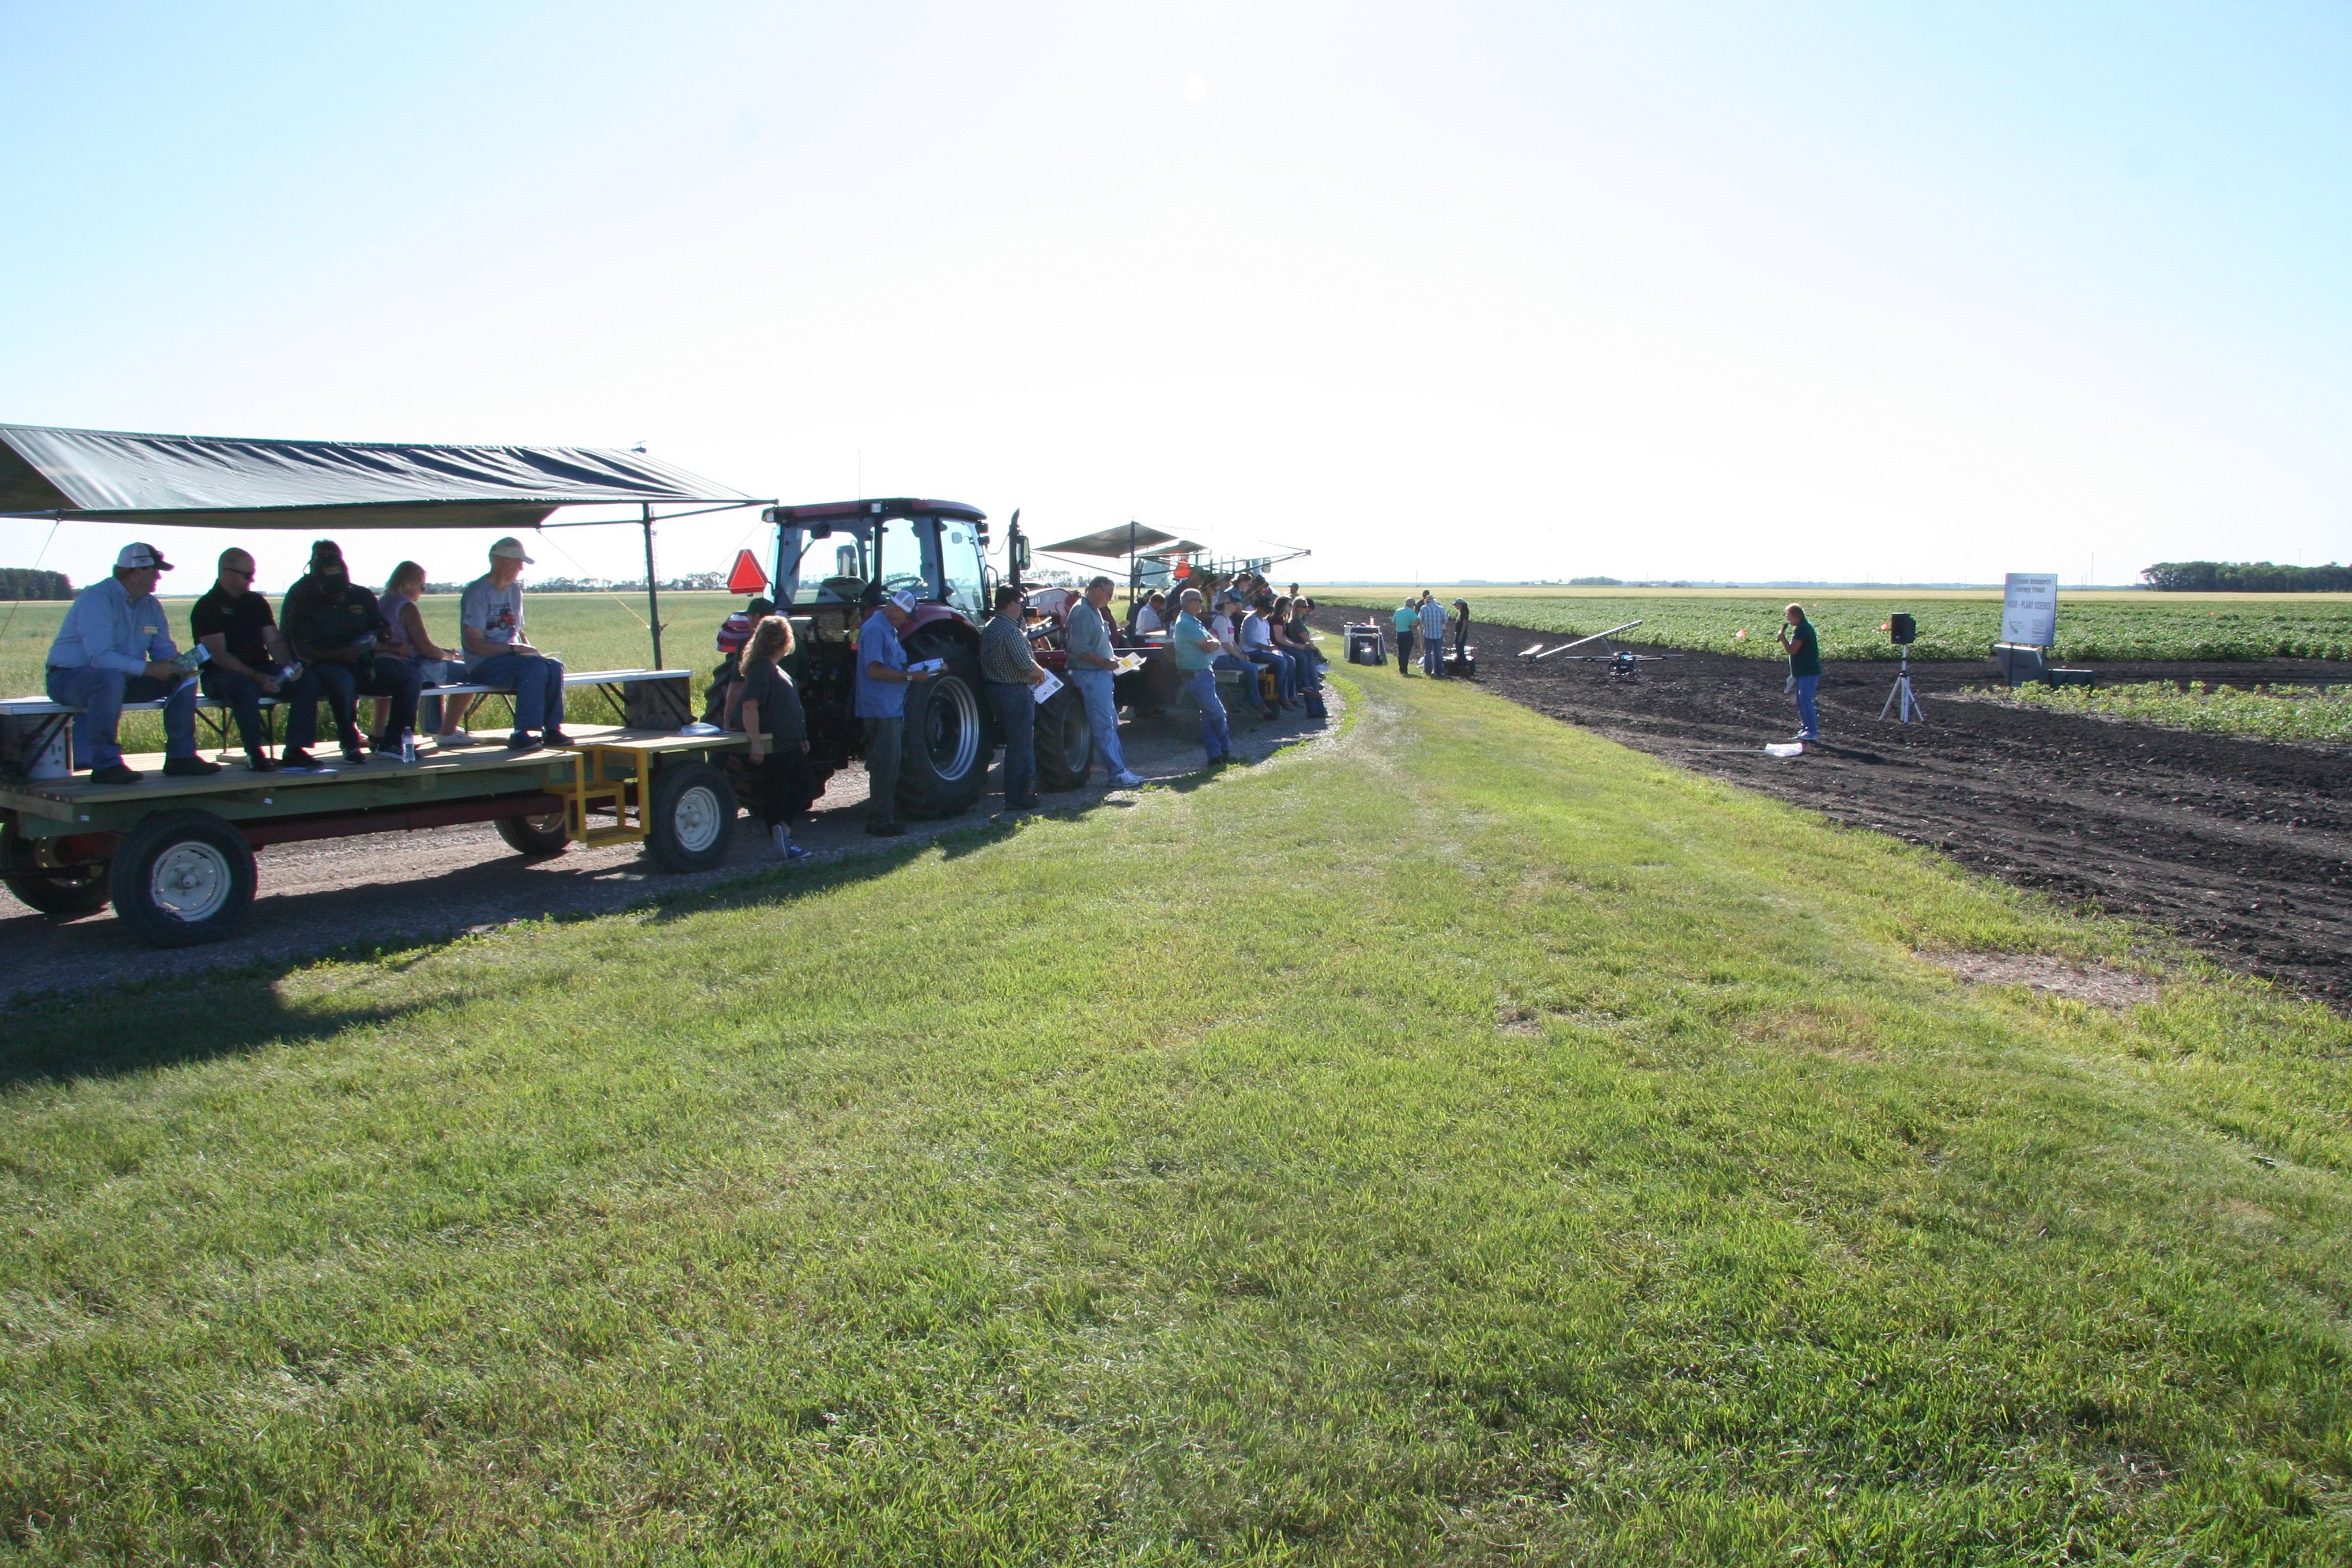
<box><xmin>979</xmin><ymin>583</ymin><xmax>1048</xmax><ymax>812</ymax></box>
<box><xmin>855</xmin><ymin>588</ymin><xmax>932</xmax><ymax>836</ymax></box>
<box><xmin>45</xmin><ymin>541</ymin><xmax>218</xmax><ymax>783</ymax></box>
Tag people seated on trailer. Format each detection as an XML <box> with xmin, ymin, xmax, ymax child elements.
<box><xmin>731</xmin><ymin>614</ymin><xmax>815</xmax><ymax>862</ymax></box>
<box><xmin>1204</xmin><ymin>594</ymin><xmax>1275</xmax><ymax>719</ymax></box>
<box><xmin>460</xmin><ymin>536</ymin><xmax>570</xmax><ymax>755</ymax></box>
<box><xmin>190</xmin><ymin>546</ymin><xmax>309</xmax><ymax>772</ymax></box>
<box><xmin>1239</xmin><ymin>595</ymin><xmax>1301</xmax><ymax>708</ymax></box>
<box><xmin>1132</xmin><ymin>591</ymin><xmax>1166</xmax><ymax>635</ymax></box>
<box><xmin>43</xmin><ymin>541</ymin><xmax>220</xmax><ymax>783</ymax></box>
<box><xmin>377</xmin><ymin>560</ymin><xmax>474</xmax><ymax>749</ymax></box>
<box><xmin>1272</xmin><ymin>594</ymin><xmax>1326</xmax><ymax>717</ymax></box>
<box><xmin>854</xmin><ymin>587</ymin><xmax>932</xmax><ymax>838</ymax></box>
<box><xmin>703</xmin><ymin>595</ymin><xmax>777</xmax><ymax>727</ymax></box>
<box><xmin>278</xmin><ymin>540</ymin><xmax>422</xmax><ymax>767</ymax></box>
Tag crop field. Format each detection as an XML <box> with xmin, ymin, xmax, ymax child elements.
<box><xmin>1311</xmin><ymin>588</ymin><xmax>2352</xmax><ymax>664</ymax></box>
<box><xmin>1963</xmin><ymin>679</ymin><xmax>2352</xmax><ymax>746</ymax></box>
<box><xmin>4</xmin><ymin>668</ymin><xmax>2350</xmax><ymax>1563</ymax></box>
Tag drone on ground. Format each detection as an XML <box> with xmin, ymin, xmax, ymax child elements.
<box><xmin>1515</xmin><ymin>619</ymin><xmax>1684</xmax><ymax>680</ymax></box>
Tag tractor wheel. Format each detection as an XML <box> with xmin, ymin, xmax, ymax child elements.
<box><xmin>1034</xmin><ymin>681</ymin><xmax>1094</xmax><ymax>791</ymax></box>
<box><xmin>106</xmin><ymin>809</ymin><xmax>256</xmax><ymax>947</ymax></box>
<box><xmin>896</xmin><ymin>634</ymin><xmax>987</xmax><ymax>820</ymax></box>
<box><xmin>645</xmin><ymin>760</ymin><xmax>737</xmax><ymax>872</ymax></box>
<box><xmin>3</xmin><ymin>867</ymin><xmax>110</xmax><ymax>918</ymax></box>
<box><xmin>494</xmin><ymin>808</ymin><xmax>570</xmax><ymax>858</ymax></box>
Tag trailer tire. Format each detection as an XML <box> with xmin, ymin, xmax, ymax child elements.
<box><xmin>494</xmin><ymin>809</ymin><xmax>570</xmax><ymax>858</ymax></box>
<box><xmin>107</xmin><ymin>810</ymin><xmax>255</xmax><ymax>947</ymax></box>
<box><xmin>896</xmin><ymin>634</ymin><xmax>987</xmax><ymax>820</ymax></box>
<box><xmin>3</xmin><ymin>868</ymin><xmax>110</xmax><ymax>919</ymax></box>
<box><xmin>1034</xmin><ymin>681</ymin><xmax>1094</xmax><ymax>791</ymax></box>
<box><xmin>646</xmin><ymin>760</ymin><xmax>736</xmax><ymax>872</ymax></box>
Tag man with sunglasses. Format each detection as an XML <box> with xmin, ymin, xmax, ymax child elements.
<box><xmin>190</xmin><ymin>546</ymin><xmax>310</xmax><ymax>772</ymax></box>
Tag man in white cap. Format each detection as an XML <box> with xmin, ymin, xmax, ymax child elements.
<box><xmin>853</xmin><ymin>587</ymin><xmax>934</xmax><ymax>836</ymax></box>
<box><xmin>460</xmin><ymin>536</ymin><xmax>569</xmax><ymax>754</ymax></box>
<box><xmin>44</xmin><ymin>542</ymin><xmax>221</xmax><ymax>783</ymax></box>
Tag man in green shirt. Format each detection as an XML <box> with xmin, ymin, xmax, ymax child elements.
<box><xmin>1778</xmin><ymin>602</ymin><xmax>1822</xmax><ymax>740</ymax></box>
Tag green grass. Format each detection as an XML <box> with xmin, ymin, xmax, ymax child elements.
<box><xmin>1313</xmin><ymin>591</ymin><xmax>2352</xmax><ymax>664</ymax></box>
<box><xmin>3</xmin><ymin>670</ymin><xmax>2349</xmax><ymax>1563</ymax></box>
<box><xmin>1963</xmin><ymin>679</ymin><xmax>2352</xmax><ymax>745</ymax></box>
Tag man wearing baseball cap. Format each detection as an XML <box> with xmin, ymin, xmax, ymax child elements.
<box><xmin>459</xmin><ymin>536</ymin><xmax>569</xmax><ymax>753</ymax></box>
<box><xmin>853</xmin><ymin>587</ymin><xmax>933</xmax><ymax>835</ymax></box>
<box><xmin>44</xmin><ymin>542</ymin><xmax>222</xmax><ymax>783</ymax></box>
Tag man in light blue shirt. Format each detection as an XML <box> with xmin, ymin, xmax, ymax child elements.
<box><xmin>1063</xmin><ymin>576</ymin><xmax>1145</xmax><ymax>789</ymax></box>
<box><xmin>1418</xmin><ymin>593</ymin><xmax>1450</xmax><ymax>676</ymax></box>
<box><xmin>44</xmin><ymin>542</ymin><xmax>219</xmax><ymax>782</ymax></box>
<box><xmin>1169</xmin><ymin>587</ymin><xmax>1232</xmax><ymax>767</ymax></box>
<box><xmin>854</xmin><ymin>589</ymin><xmax>933</xmax><ymax>836</ymax></box>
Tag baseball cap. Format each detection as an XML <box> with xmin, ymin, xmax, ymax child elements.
<box><xmin>114</xmin><ymin>542</ymin><xmax>172</xmax><ymax>571</ymax></box>
<box><xmin>887</xmin><ymin>588</ymin><xmax>919</xmax><ymax>613</ymax></box>
<box><xmin>489</xmin><ymin>536</ymin><xmax>535</xmax><ymax>563</ymax></box>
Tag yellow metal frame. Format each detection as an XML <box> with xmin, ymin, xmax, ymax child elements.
<box><xmin>557</xmin><ymin>744</ymin><xmax>651</xmax><ymax>847</ymax></box>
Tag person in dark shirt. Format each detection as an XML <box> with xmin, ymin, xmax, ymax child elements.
<box><xmin>189</xmin><ymin>546</ymin><xmax>313</xmax><ymax>771</ymax></box>
<box><xmin>732</xmin><ymin>615</ymin><xmax>815</xmax><ymax>861</ymax></box>
<box><xmin>1778</xmin><ymin>602</ymin><xmax>1823</xmax><ymax>741</ymax></box>
<box><xmin>278</xmin><ymin>540</ymin><xmax>421</xmax><ymax>766</ymax></box>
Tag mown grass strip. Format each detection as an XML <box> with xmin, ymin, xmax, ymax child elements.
<box><xmin>2</xmin><ymin>668</ymin><xmax>2347</xmax><ymax>1564</ymax></box>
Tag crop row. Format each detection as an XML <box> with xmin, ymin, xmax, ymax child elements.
<box><xmin>1464</xmin><ymin>596</ymin><xmax>2352</xmax><ymax>663</ymax></box>
<box><xmin>1959</xmin><ymin>680</ymin><xmax>2352</xmax><ymax>745</ymax></box>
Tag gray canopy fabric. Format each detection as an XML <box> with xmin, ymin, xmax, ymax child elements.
<box><xmin>0</xmin><ymin>423</ymin><xmax>755</xmax><ymax>532</ymax></box>
<box><xmin>1040</xmin><ymin>523</ymin><xmax>1181</xmax><ymax>559</ymax></box>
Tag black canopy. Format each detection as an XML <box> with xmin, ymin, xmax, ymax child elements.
<box><xmin>0</xmin><ymin>423</ymin><xmax>754</xmax><ymax>532</ymax></box>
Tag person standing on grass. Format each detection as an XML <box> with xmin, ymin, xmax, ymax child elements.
<box><xmin>855</xmin><ymin>587</ymin><xmax>932</xmax><ymax>837</ymax></box>
<box><xmin>44</xmin><ymin>540</ymin><xmax>218</xmax><ymax>783</ymax></box>
<box><xmin>1418</xmin><ymin>591</ymin><xmax>1449</xmax><ymax>676</ymax></box>
<box><xmin>1392</xmin><ymin>595</ymin><xmax>1418</xmax><ymax>674</ymax></box>
<box><xmin>459</xmin><ymin>536</ymin><xmax>568</xmax><ymax>755</ymax></box>
<box><xmin>980</xmin><ymin>582</ymin><xmax>1048</xmax><ymax>812</ymax></box>
<box><xmin>1170</xmin><ymin>587</ymin><xmax>1232</xmax><ymax>766</ymax></box>
<box><xmin>190</xmin><ymin>546</ymin><xmax>306</xmax><ymax>772</ymax></box>
<box><xmin>1066</xmin><ymin>575</ymin><xmax>1146</xmax><ymax>789</ymax></box>
<box><xmin>734</xmin><ymin>614</ymin><xmax>815</xmax><ymax>862</ymax></box>
<box><xmin>1779</xmin><ymin>601</ymin><xmax>1823</xmax><ymax>741</ymax></box>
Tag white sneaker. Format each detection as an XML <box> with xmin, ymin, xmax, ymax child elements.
<box><xmin>436</xmin><ymin>732</ymin><xmax>480</xmax><ymax>749</ymax></box>
<box><xmin>771</xmin><ymin>826</ymin><xmax>792</xmax><ymax>855</ymax></box>
<box><xmin>1109</xmin><ymin>772</ymin><xmax>1145</xmax><ymax>789</ymax></box>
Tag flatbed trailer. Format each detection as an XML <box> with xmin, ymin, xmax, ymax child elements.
<box><xmin>1</xmin><ymin>717</ymin><xmax>762</xmax><ymax>946</ymax></box>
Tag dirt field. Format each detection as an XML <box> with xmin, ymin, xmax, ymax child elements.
<box><xmin>1322</xmin><ymin>610</ymin><xmax>2352</xmax><ymax>1007</ymax></box>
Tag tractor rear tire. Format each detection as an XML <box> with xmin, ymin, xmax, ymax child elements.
<box><xmin>107</xmin><ymin>809</ymin><xmax>256</xmax><ymax>947</ymax></box>
<box><xmin>646</xmin><ymin>760</ymin><xmax>737</xmax><ymax>872</ymax></box>
<box><xmin>3</xmin><ymin>867</ymin><xmax>110</xmax><ymax>918</ymax></box>
<box><xmin>896</xmin><ymin>635</ymin><xmax>987</xmax><ymax>820</ymax></box>
<box><xmin>494</xmin><ymin>809</ymin><xmax>571</xmax><ymax>858</ymax></box>
<box><xmin>1034</xmin><ymin>682</ymin><xmax>1094</xmax><ymax>791</ymax></box>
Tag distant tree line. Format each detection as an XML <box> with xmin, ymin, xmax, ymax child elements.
<box><xmin>0</xmin><ymin>568</ymin><xmax>74</xmax><ymax>600</ymax></box>
<box><xmin>2141</xmin><ymin>561</ymin><xmax>2352</xmax><ymax>593</ymax></box>
<box><xmin>419</xmin><ymin>573</ymin><xmax>730</xmax><ymax>595</ymax></box>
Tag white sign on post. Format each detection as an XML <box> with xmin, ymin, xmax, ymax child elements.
<box><xmin>2000</xmin><ymin>572</ymin><xmax>2059</xmax><ymax>648</ymax></box>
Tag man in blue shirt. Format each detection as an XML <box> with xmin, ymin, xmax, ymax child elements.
<box><xmin>1417</xmin><ymin>592</ymin><xmax>1449</xmax><ymax>676</ymax></box>
<box><xmin>44</xmin><ymin>542</ymin><xmax>220</xmax><ymax>783</ymax></box>
<box><xmin>855</xmin><ymin>589</ymin><xmax>934</xmax><ymax>836</ymax></box>
<box><xmin>1169</xmin><ymin>587</ymin><xmax>1233</xmax><ymax>766</ymax></box>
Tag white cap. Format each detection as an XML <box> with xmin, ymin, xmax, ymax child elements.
<box><xmin>887</xmin><ymin>588</ymin><xmax>919</xmax><ymax>612</ymax></box>
<box><xmin>114</xmin><ymin>541</ymin><xmax>173</xmax><ymax>571</ymax></box>
<box><xmin>489</xmin><ymin>536</ymin><xmax>534</xmax><ymax>563</ymax></box>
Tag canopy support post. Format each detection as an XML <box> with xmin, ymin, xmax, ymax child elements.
<box><xmin>641</xmin><ymin>505</ymin><xmax>663</xmax><ymax>670</ymax></box>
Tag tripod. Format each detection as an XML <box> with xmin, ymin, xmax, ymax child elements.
<box><xmin>1879</xmin><ymin>645</ymin><xmax>1926</xmax><ymax>723</ymax></box>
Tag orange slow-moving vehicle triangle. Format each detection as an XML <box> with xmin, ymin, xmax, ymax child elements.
<box><xmin>726</xmin><ymin>549</ymin><xmax>770</xmax><ymax>595</ymax></box>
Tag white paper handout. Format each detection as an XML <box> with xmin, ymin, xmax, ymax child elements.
<box><xmin>1030</xmin><ymin>669</ymin><xmax>1063</xmax><ymax>705</ymax></box>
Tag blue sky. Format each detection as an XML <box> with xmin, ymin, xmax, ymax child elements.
<box><xmin>2</xmin><ymin>1</ymin><xmax>2345</xmax><ymax>591</ymax></box>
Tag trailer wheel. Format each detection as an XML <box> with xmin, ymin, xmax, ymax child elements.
<box><xmin>107</xmin><ymin>810</ymin><xmax>256</xmax><ymax>947</ymax></box>
<box><xmin>646</xmin><ymin>760</ymin><xmax>736</xmax><ymax>872</ymax></box>
<box><xmin>494</xmin><ymin>810</ymin><xmax>570</xmax><ymax>858</ymax></box>
<box><xmin>1034</xmin><ymin>681</ymin><xmax>1094</xmax><ymax>791</ymax></box>
<box><xmin>896</xmin><ymin>634</ymin><xmax>987</xmax><ymax>820</ymax></box>
<box><xmin>3</xmin><ymin>868</ymin><xmax>110</xmax><ymax>919</ymax></box>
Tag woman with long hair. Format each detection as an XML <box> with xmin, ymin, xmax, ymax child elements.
<box><xmin>735</xmin><ymin>614</ymin><xmax>815</xmax><ymax>860</ymax></box>
<box><xmin>379</xmin><ymin>560</ymin><xmax>476</xmax><ymax>747</ymax></box>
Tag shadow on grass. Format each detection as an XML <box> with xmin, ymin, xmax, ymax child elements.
<box><xmin>0</xmin><ymin>986</ymin><xmax>442</xmax><ymax>1090</ymax></box>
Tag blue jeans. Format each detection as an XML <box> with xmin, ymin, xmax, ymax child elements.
<box><xmin>469</xmin><ymin>652</ymin><xmax>566</xmax><ymax>733</ymax></box>
<box><xmin>1422</xmin><ymin>630</ymin><xmax>1444</xmax><ymax>675</ymax></box>
<box><xmin>294</xmin><ymin>657</ymin><xmax>421</xmax><ymax>749</ymax></box>
<box><xmin>985</xmin><ymin>681</ymin><xmax>1036</xmax><ymax>805</ymax></box>
<box><xmin>1794</xmin><ymin>674</ymin><xmax>1820</xmax><ymax>737</ymax></box>
<box><xmin>1247</xmin><ymin>649</ymin><xmax>1297</xmax><ymax>702</ymax></box>
<box><xmin>1183</xmin><ymin>668</ymin><xmax>1229</xmax><ymax>760</ymax></box>
<box><xmin>1068</xmin><ymin>668</ymin><xmax>1130</xmax><ymax>778</ymax></box>
<box><xmin>46</xmin><ymin>666</ymin><xmax>197</xmax><ymax>767</ymax></box>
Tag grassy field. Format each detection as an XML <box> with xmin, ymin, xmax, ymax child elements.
<box><xmin>1309</xmin><ymin>588</ymin><xmax>2352</xmax><ymax>664</ymax></box>
<box><xmin>4</xmin><ymin>666</ymin><xmax>2348</xmax><ymax>1563</ymax></box>
<box><xmin>1963</xmin><ymin>679</ymin><xmax>2352</xmax><ymax>746</ymax></box>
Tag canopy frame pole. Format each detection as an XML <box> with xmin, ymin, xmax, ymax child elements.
<box><xmin>641</xmin><ymin>504</ymin><xmax>663</xmax><ymax>670</ymax></box>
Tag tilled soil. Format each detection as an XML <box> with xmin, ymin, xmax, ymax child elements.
<box><xmin>1322</xmin><ymin>610</ymin><xmax>2352</xmax><ymax>1007</ymax></box>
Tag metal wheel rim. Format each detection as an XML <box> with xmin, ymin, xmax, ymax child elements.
<box><xmin>672</xmin><ymin>785</ymin><xmax>723</xmax><ymax>853</ymax></box>
<box><xmin>925</xmin><ymin>679</ymin><xmax>981</xmax><ymax>782</ymax></box>
<box><xmin>523</xmin><ymin>811</ymin><xmax>564</xmax><ymax>834</ymax></box>
<box><xmin>150</xmin><ymin>842</ymin><xmax>233</xmax><ymax>923</ymax></box>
